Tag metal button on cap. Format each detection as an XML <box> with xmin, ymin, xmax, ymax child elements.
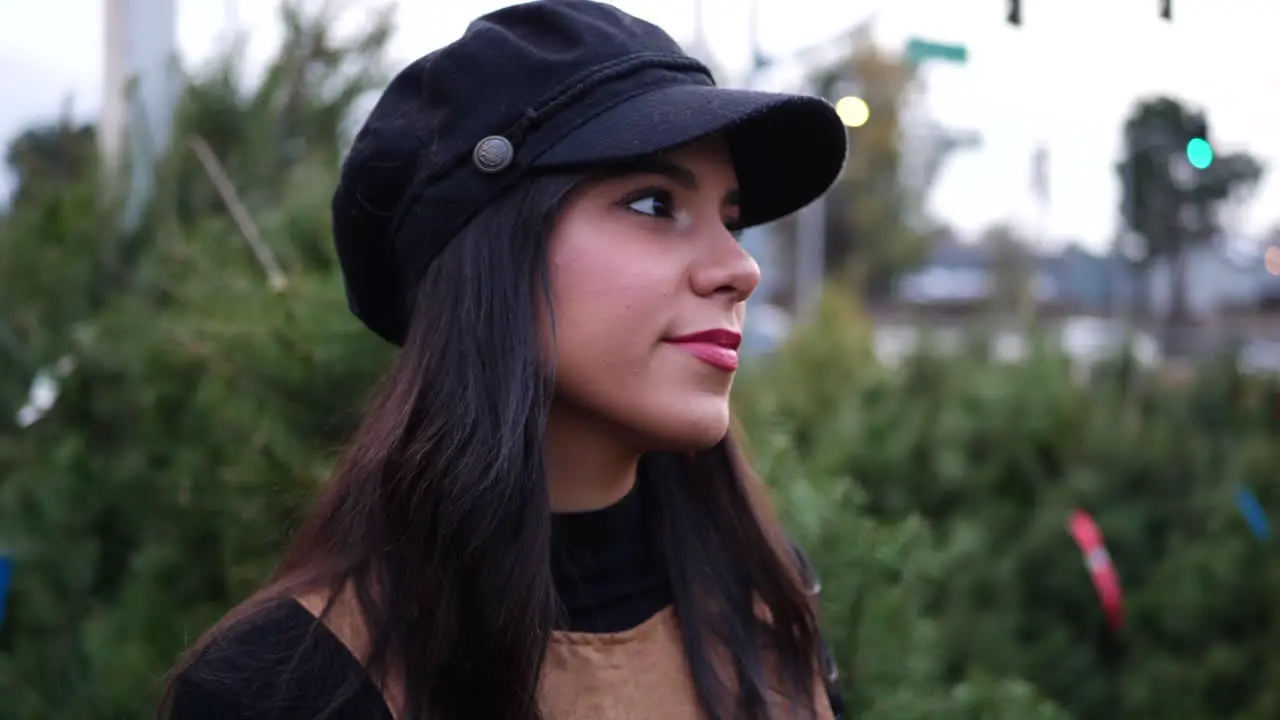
<box><xmin>473</xmin><ymin>135</ymin><xmax>514</xmax><ymax>173</ymax></box>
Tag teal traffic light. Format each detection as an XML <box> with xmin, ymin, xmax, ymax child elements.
<box><xmin>1187</xmin><ymin>138</ymin><xmax>1213</xmax><ymax>169</ymax></box>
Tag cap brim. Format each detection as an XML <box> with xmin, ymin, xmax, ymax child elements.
<box><xmin>534</xmin><ymin>84</ymin><xmax>848</xmax><ymax>227</ymax></box>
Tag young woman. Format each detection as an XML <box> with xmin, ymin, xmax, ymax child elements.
<box><xmin>161</xmin><ymin>1</ymin><xmax>849</xmax><ymax>719</ymax></box>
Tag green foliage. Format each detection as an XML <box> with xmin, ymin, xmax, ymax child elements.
<box><xmin>738</xmin><ymin>290</ymin><xmax>1280</xmax><ymax>719</ymax></box>
<box><xmin>0</xmin><ymin>5</ymin><xmax>392</xmax><ymax>718</ymax></box>
<box><xmin>2</xmin><ymin>6</ymin><xmax>1279</xmax><ymax>719</ymax></box>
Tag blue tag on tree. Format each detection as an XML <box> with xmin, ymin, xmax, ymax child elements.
<box><xmin>1235</xmin><ymin>485</ymin><xmax>1271</xmax><ymax>541</ymax></box>
<box><xmin>0</xmin><ymin>553</ymin><xmax>11</xmax><ymax>630</ymax></box>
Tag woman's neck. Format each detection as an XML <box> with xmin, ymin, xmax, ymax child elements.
<box><xmin>544</xmin><ymin>401</ymin><xmax>641</xmax><ymax>512</ymax></box>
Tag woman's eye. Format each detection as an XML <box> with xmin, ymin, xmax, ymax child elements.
<box><xmin>626</xmin><ymin>190</ymin><xmax>675</xmax><ymax>218</ymax></box>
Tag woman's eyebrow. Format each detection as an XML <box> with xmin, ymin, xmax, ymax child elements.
<box><xmin>600</xmin><ymin>158</ymin><xmax>740</xmax><ymax>207</ymax></box>
<box><xmin>604</xmin><ymin>157</ymin><xmax>699</xmax><ymax>189</ymax></box>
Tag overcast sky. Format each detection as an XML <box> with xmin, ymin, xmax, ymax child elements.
<box><xmin>2</xmin><ymin>0</ymin><xmax>1277</xmax><ymax>252</ymax></box>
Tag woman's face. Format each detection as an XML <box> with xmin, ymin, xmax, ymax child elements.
<box><xmin>544</xmin><ymin>135</ymin><xmax>760</xmax><ymax>451</ymax></box>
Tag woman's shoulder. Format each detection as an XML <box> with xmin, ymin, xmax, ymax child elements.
<box><xmin>166</xmin><ymin>598</ymin><xmax>391</xmax><ymax>720</ymax></box>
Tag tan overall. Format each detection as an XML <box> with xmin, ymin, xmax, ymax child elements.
<box><xmin>540</xmin><ymin>605</ymin><xmax>837</xmax><ymax>720</ymax></box>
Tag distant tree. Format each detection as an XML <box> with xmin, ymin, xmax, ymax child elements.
<box><xmin>978</xmin><ymin>223</ymin><xmax>1035</xmax><ymax>315</ymax></box>
<box><xmin>3</xmin><ymin>112</ymin><xmax>96</xmax><ymax>209</ymax></box>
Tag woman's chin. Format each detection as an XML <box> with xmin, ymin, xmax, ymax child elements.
<box><xmin>640</xmin><ymin>403</ymin><xmax>731</xmax><ymax>452</ymax></box>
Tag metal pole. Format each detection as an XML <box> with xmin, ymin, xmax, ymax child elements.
<box><xmin>101</xmin><ymin>0</ymin><xmax>127</xmax><ymax>179</ymax></box>
<box><xmin>793</xmin><ymin>0</ymin><xmax>832</xmax><ymax>321</ymax></box>
<box><xmin>1119</xmin><ymin>132</ymin><xmax>1176</xmax><ymax>325</ymax></box>
<box><xmin>225</xmin><ymin>0</ymin><xmax>237</xmax><ymax>32</ymax></box>
<box><xmin>692</xmin><ymin>0</ymin><xmax>703</xmax><ymax>50</ymax></box>
<box><xmin>102</xmin><ymin>0</ymin><xmax>179</xmax><ymax>232</ymax></box>
<box><xmin>738</xmin><ymin>0</ymin><xmax>783</xmax><ymax>355</ymax></box>
<box><xmin>795</xmin><ymin>193</ymin><xmax>827</xmax><ymax>319</ymax></box>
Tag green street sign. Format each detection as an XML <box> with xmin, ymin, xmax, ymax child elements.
<box><xmin>906</xmin><ymin>37</ymin><xmax>967</xmax><ymax>65</ymax></box>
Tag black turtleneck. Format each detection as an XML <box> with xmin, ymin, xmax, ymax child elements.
<box><xmin>549</xmin><ymin>474</ymin><xmax>846</xmax><ymax>717</ymax></box>
<box><xmin>550</xmin><ymin>473</ymin><xmax>674</xmax><ymax>632</ymax></box>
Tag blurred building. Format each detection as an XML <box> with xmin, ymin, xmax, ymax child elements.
<box><xmin>884</xmin><ymin>232</ymin><xmax>1280</xmax><ymax>370</ymax></box>
<box><xmin>894</xmin><ymin>239</ymin><xmax>1097</xmax><ymax>313</ymax></box>
<box><xmin>1145</xmin><ymin>241</ymin><xmax>1280</xmax><ymax>320</ymax></box>
<box><xmin>891</xmin><ymin>235</ymin><xmax>1280</xmax><ymax>321</ymax></box>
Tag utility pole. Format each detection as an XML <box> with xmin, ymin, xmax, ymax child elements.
<box><xmin>794</xmin><ymin>179</ymin><xmax>827</xmax><ymax>320</ymax></box>
<box><xmin>101</xmin><ymin>0</ymin><xmax>180</xmax><ymax>231</ymax></box>
<box><xmin>737</xmin><ymin>0</ymin><xmax>789</xmax><ymax>354</ymax></box>
<box><xmin>792</xmin><ymin>8</ymin><xmax>872</xmax><ymax>321</ymax></box>
<box><xmin>743</xmin><ymin>16</ymin><xmax>877</xmax><ymax>326</ymax></box>
<box><xmin>792</xmin><ymin>0</ymin><xmax>828</xmax><ymax>320</ymax></box>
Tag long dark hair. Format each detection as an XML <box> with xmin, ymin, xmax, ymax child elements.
<box><xmin>161</xmin><ymin>170</ymin><xmax>824</xmax><ymax>720</ymax></box>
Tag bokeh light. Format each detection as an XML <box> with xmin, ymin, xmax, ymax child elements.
<box><xmin>835</xmin><ymin>96</ymin><xmax>870</xmax><ymax>128</ymax></box>
<box><xmin>1264</xmin><ymin>246</ymin><xmax>1280</xmax><ymax>275</ymax></box>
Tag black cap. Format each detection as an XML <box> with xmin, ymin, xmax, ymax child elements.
<box><xmin>333</xmin><ymin>0</ymin><xmax>848</xmax><ymax>345</ymax></box>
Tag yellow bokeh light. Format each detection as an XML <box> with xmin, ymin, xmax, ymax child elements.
<box><xmin>1265</xmin><ymin>246</ymin><xmax>1280</xmax><ymax>276</ymax></box>
<box><xmin>835</xmin><ymin>96</ymin><xmax>870</xmax><ymax>128</ymax></box>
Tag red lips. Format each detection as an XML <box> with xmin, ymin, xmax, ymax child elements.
<box><xmin>664</xmin><ymin>329</ymin><xmax>742</xmax><ymax>371</ymax></box>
